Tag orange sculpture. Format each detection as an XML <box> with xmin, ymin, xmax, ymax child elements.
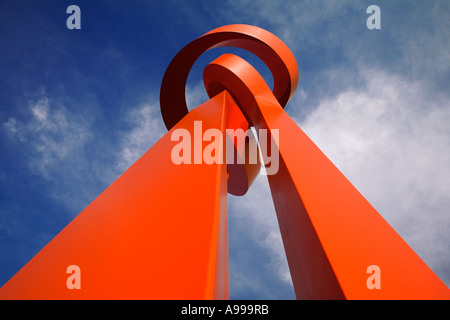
<box><xmin>0</xmin><ymin>24</ymin><xmax>449</xmax><ymax>300</ymax></box>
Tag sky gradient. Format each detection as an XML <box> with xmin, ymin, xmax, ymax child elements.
<box><xmin>1</xmin><ymin>0</ymin><xmax>449</xmax><ymax>299</ymax></box>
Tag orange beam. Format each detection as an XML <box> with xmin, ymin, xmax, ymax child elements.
<box><xmin>204</xmin><ymin>52</ymin><xmax>450</xmax><ymax>299</ymax></box>
<box><xmin>0</xmin><ymin>92</ymin><xmax>232</xmax><ymax>300</ymax></box>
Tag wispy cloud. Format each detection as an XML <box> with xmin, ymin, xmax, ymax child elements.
<box><xmin>2</xmin><ymin>89</ymin><xmax>105</xmax><ymax>213</ymax></box>
<box><xmin>115</xmin><ymin>101</ymin><xmax>165</xmax><ymax>172</ymax></box>
<box><xmin>3</xmin><ymin>89</ymin><xmax>91</xmax><ymax>181</ymax></box>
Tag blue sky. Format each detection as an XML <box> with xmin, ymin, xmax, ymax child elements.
<box><xmin>1</xmin><ymin>0</ymin><xmax>449</xmax><ymax>299</ymax></box>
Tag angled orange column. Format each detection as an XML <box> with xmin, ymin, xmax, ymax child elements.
<box><xmin>0</xmin><ymin>92</ymin><xmax>232</xmax><ymax>300</ymax></box>
<box><xmin>204</xmin><ymin>53</ymin><xmax>450</xmax><ymax>299</ymax></box>
<box><xmin>261</xmin><ymin>96</ymin><xmax>450</xmax><ymax>299</ymax></box>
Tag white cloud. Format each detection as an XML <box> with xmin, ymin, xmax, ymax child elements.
<box><xmin>4</xmin><ymin>91</ymin><xmax>91</xmax><ymax>180</ymax></box>
<box><xmin>186</xmin><ymin>82</ymin><xmax>209</xmax><ymax>111</ymax></box>
<box><xmin>207</xmin><ymin>0</ymin><xmax>361</xmax><ymax>50</ymax></box>
<box><xmin>1</xmin><ymin>89</ymin><xmax>113</xmax><ymax>215</ymax></box>
<box><xmin>115</xmin><ymin>102</ymin><xmax>165</xmax><ymax>172</ymax></box>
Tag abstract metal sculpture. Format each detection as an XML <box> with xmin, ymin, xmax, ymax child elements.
<box><xmin>0</xmin><ymin>24</ymin><xmax>449</xmax><ymax>300</ymax></box>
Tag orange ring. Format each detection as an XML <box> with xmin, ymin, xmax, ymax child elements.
<box><xmin>160</xmin><ymin>24</ymin><xmax>299</xmax><ymax>130</ymax></box>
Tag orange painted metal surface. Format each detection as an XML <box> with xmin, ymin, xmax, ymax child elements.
<box><xmin>0</xmin><ymin>92</ymin><xmax>232</xmax><ymax>300</ymax></box>
<box><xmin>1</xmin><ymin>24</ymin><xmax>449</xmax><ymax>300</ymax></box>
<box><xmin>203</xmin><ymin>52</ymin><xmax>450</xmax><ymax>299</ymax></box>
<box><xmin>160</xmin><ymin>24</ymin><xmax>298</xmax><ymax>131</ymax></box>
